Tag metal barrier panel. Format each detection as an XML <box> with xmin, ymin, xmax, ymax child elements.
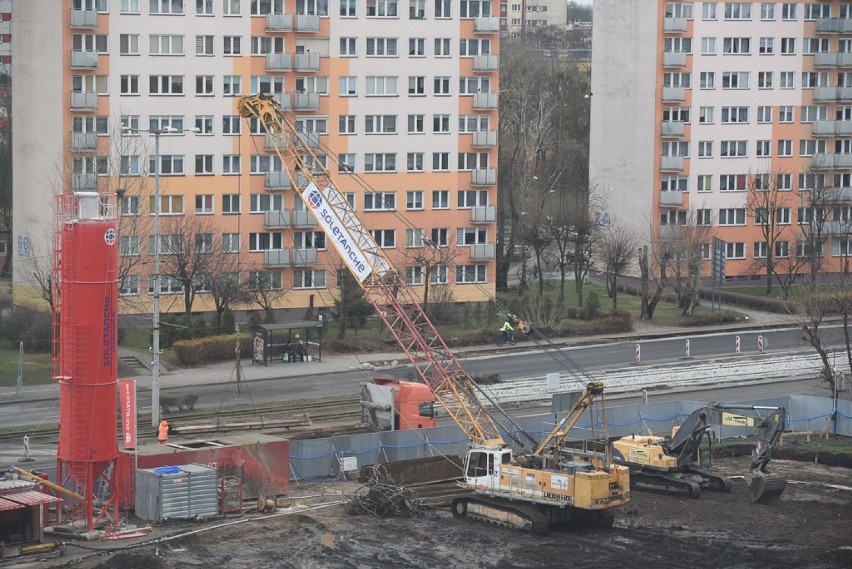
<box><xmin>289</xmin><ymin>438</ymin><xmax>337</xmax><ymax>480</ymax></box>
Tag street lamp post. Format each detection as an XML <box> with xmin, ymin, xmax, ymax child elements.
<box><xmin>122</xmin><ymin>125</ymin><xmax>198</xmax><ymax>427</ymax></box>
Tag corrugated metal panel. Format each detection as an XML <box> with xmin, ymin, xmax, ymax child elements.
<box><xmin>4</xmin><ymin>491</ymin><xmax>61</xmax><ymax>506</ymax></box>
<box><xmin>0</xmin><ymin>480</ymin><xmax>35</xmax><ymax>491</ymax></box>
<box><xmin>135</xmin><ymin>464</ymin><xmax>218</xmax><ymax>522</ymax></box>
<box><xmin>0</xmin><ymin>497</ymin><xmax>24</xmax><ymax>511</ymax></box>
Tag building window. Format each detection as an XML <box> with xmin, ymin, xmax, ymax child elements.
<box><xmin>366</xmin><ymin>37</ymin><xmax>398</xmax><ymax>56</ymax></box>
<box><xmin>699</xmin><ymin>72</ymin><xmax>715</xmax><ymax>89</ymax></box>
<box><xmin>456</xmin><ymin>265</ymin><xmax>486</xmax><ymax>284</ymax></box>
<box><xmin>121</xmin><ymin>0</ymin><xmax>141</xmax><ymax>13</ymax></box>
<box><xmin>294</xmin><ymin>270</ymin><xmax>326</xmax><ymax>289</ymax></box>
<box><xmin>364</xmin><ymin>153</ymin><xmax>397</xmax><ymax>172</ymax></box>
<box><xmin>458</xmin><ymin>189</ymin><xmax>488</xmax><ymax>208</ymax></box>
<box><xmin>702</xmin><ymin>2</ymin><xmax>717</xmax><ymax>19</ymax></box>
<box><xmin>366</xmin><ymin>0</ymin><xmax>399</xmax><ymax>17</ymax></box>
<box><xmin>340</xmin><ymin>0</ymin><xmax>357</xmax><ymax>16</ymax></box>
<box><xmin>338</xmin><ymin>154</ymin><xmax>355</xmax><ymax>173</ymax></box>
<box><xmin>196</xmin><ymin>75</ymin><xmax>214</xmax><ymax>95</ymax></box>
<box><xmin>434</xmin><ymin>38</ymin><xmax>451</xmax><ymax>56</ymax></box>
<box><xmin>339</xmin><ymin>76</ymin><xmax>357</xmax><ymax>96</ymax></box>
<box><xmin>757</xmin><ymin>106</ymin><xmax>772</xmax><ymax>123</ymax></box>
<box><xmin>340</xmin><ymin>37</ymin><xmax>357</xmax><ymax>56</ymax></box>
<box><xmin>119</xmin><ymin>275</ymin><xmax>141</xmax><ymax>296</ymax></box>
<box><xmin>366</xmin><ymin>76</ymin><xmax>398</xmax><ymax>95</ymax></box>
<box><xmin>433</xmin><ymin>114</ymin><xmax>450</xmax><ymax>133</ymax></box>
<box><xmin>432</xmin><ymin>152</ymin><xmax>450</xmax><ymax>171</ymax></box>
<box><xmin>721</xmin><ymin>106</ymin><xmax>748</xmax><ymax>123</ymax></box>
<box><xmin>701</xmin><ymin>37</ymin><xmax>716</xmax><ymax>55</ymax></box>
<box><xmin>432</xmin><ymin>190</ymin><xmax>450</xmax><ymax>209</ymax></box>
<box><xmin>406</xmin><ymin>190</ymin><xmax>424</xmax><ymax>210</ymax></box>
<box><xmin>222</xmin><ymin>115</ymin><xmax>241</xmax><ymax>135</ymax></box>
<box><xmin>120</xmin><ymin>34</ymin><xmax>140</xmax><ymax>55</ymax></box>
<box><xmin>780</xmin><ymin>37</ymin><xmax>795</xmax><ymax>54</ymax></box>
<box><xmin>408</xmin><ymin>114</ymin><xmax>425</xmax><ymax>133</ymax></box>
<box><xmin>697</xmin><ymin>175</ymin><xmax>712</xmax><ymax>192</ymax></box>
<box><xmin>364</xmin><ymin>191</ymin><xmax>396</xmax><ymax>210</ymax></box>
<box><xmin>720</xmin><ymin>140</ymin><xmax>747</xmax><ymax>157</ymax></box>
<box><xmin>698</xmin><ymin>141</ymin><xmax>713</xmax><ymax>158</ymax></box>
<box><xmin>195</xmin><ymin>154</ymin><xmax>213</xmax><ymax>174</ymax></box>
<box><xmin>720</xmin><ymin>174</ymin><xmax>747</xmax><ymax>192</ymax></box>
<box><xmin>699</xmin><ymin>106</ymin><xmax>714</xmax><ymax>123</ymax></box>
<box><xmin>724</xmin><ymin>2</ymin><xmax>751</xmax><ymax>20</ymax></box>
<box><xmin>430</xmin><ymin>265</ymin><xmax>449</xmax><ymax>284</ymax></box>
<box><xmin>759</xmin><ymin>37</ymin><xmax>773</xmax><ymax>54</ymax></box>
<box><xmin>120</xmin><ymin>75</ymin><xmax>140</xmax><ymax>95</ymax></box>
<box><xmin>150</xmin><ymin>0</ymin><xmax>184</xmax><ymax>14</ymax></box>
<box><xmin>222</xmin><ymin>194</ymin><xmax>241</xmax><ymax>214</ymax></box>
<box><xmin>406</xmin><ymin>266</ymin><xmax>424</xmax><ymax>285</ymax></box>
<box><xmin>434</xmin><ymin>76</ymin><xmax>451</xmax><ymax>95</ymax></box>
<box><xmin>409</xmin><ymin>76</ymin><xmax>426</xmax><ymax>95</ymax></box>
<box><xmin>778</xmin><ymin>139</ymin><xmax>793</xmax><ymax>156</ymax></box>
<box><xmin>150</xmin><ymin>34</ymin><xmax>184</xmax><ymax>55</ymax></box>
<box><xmin>800</xmin><ymin>139</ymin><xmax>826</xmax><ymax>157</ymax></box>
<box><xmin>250</xmin><ymin>155</ymin><xmax>283</xmax><ymax>174</ymax></box>
<box><xmin>407</xmin><ymin>153</ymin><xmax>424</xmax><ymax>172</ymax></box>
<box><xmin>119</xmin><ymin>235</ymin><xmax>141</xmax><ymax>257</ymax></box>
<box><xmin>149</xmin><ymin>75</ymin><xmax>184</xmax><ymax>95</ymax></box>
<box><xmin>758</xmin><ymin>71</ymin><xmax>773</xmax><ymax>89</ymax></box>
<box><xmin>150</xmin><ymin>155</ymin><xmax>184</xmax><ymax>176</ymax></box>
<box><xmin>756</xmin><ymin>140</ymin><xmax>771</xmax><ymax>157</ymax></box>
<box><xmin>196</xmin><ymin>35</ymin><xmax>214</xmax><ymax>55</ymax></box>
<box><xmin>723</xmin><ymin>37</ymin><xmax>750</xmax><ymax>54</ymax></box>
<box><xmin>223</xmin><ymin>75</ymin><xmax>242</xmax><ymax>96</ymax></box>
<box><xmin>365</xmin><ymin>115</ymin><xmax>397</xmax><ymax>134</ymax></box>
<box><xmin>760</xmin><ymin>2</ymin><xmax>775</xmax><ymax>20</ymax></box>
<box><xmin>722</xmin><ymin>71</ymin><xmax>749</xmax><ymax>89</ymax></box>
<box><xmin>781</xmin><ymin>2</ymin><xmax>797</xmax><ymax>20</ymax></box>
<box><xmin>370</xmin><ymin>229</ymin><xmax>396</xmax><ymax>248</ymax></box>
<box><xmin>195</xmin><ymin>115</ymin><xmax>213</xmax><ymax>134</ymax></box>
<box><xmin>248</xmin><ymin>232</ymin><xmax>283</xmax><ymax>252</ymax></box>
<box><xmin>250</xmin><ymin>194</ymin><xmax>284</xmax><ymax>213</ymax></box>
<box><xmin>719</xmin><ymin>208</ymin><xmax>747</xmax><ymax>225</ymax></box>
<box><xmin>779</xmin><ymin>71</ymin><xmax>794</xmax><ymax>89</ymax></box>
<box><xmin>725</xmin><ymin>242</ymin><xmax>746</xmax><ymax>259</ymax></box>
<box><xmin>223</xmin><ymin>155</ymin><xmax>241</xmax><ymax>174</ymax></box>
<box><xmin>696</xmin><ymin>209</ymin><xmax>712</xmax><ymax>225</ymax></box>
<box><xmin>222</xmin><ymin>233</ymin><xmax>240</xmax><ymax>253</ymax></box>
<box><xmin>409</xmin><ymin>37</ymin><xmax>426</xmax><ymax>56</ymax></box>
<box><xmin>802</xmin><ymin>105</ymin><xmax>828</xmax><ymax>123</ymax></box>
<box><xmin>339</xmin><ymin>115</ymin><xmax>356</xmax><ymax>134</ymax></box>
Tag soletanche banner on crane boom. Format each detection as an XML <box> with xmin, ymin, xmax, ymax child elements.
<box><xmin>304</xmin><ymin>183</ymin><xmax>373</xmax><ymax>282</ymax></box>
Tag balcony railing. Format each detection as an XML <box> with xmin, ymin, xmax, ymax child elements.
<box><xmin>659</xmin><ymin>191</ymin><xmax>684</xmax><ymax>207</ymax></box>
<box><xmin>70</xmin><ymin>91</ymin><xmax>98</xmax><ymax>111</ymax></box>
<box><xmin>814</xmin><ymin>52</ymin><xmax>852</xmax><ymax>67</ymax></box>
<box><xmin>663</xmin><ymin>17</ymin><xmax>687</xmax><ymax>32</ymax></box>
<box><xmin>662</xmin><ymin>87</ymin><xmax>686</xmax><ymax>102</ymax></box>
<box><xmin>295</xmin><ymin>130</ymin><xmax>321</xmax><ymax>149</ymax></box>
<box><xmin>71</xmin><ymin>132</ymin><xmax>97</xmax><ymax>151</ymax></box>
<box><xmin>474</xmin><ymin>16</ymin><xmax>500</xmax><ymax>33</ymax></box>
<box><xmin>814</xmin><ymin>86</ymin><xmax>852</xmax><ymax>102</ymax></box>
<box><xmin>70</xmin><ymin>9</ymin><xmax>97</xmax><ymax>28</ymax></box>
<box><xmin>828</xmin><ymin>187</ymin><xmax>852</xmax><ymax>202</ymax></box>
<box><xmin>812</xmin><ymin>121</ymin><xmax>852</xmax><ymax>136</ymax></box>
<box><xmin>72</xmin><ymin>173</ymin><xmax>97</xmax><ymax>190</ymax></box>
<box><xmin>470</xmin><ymin>205</ymin><xmax>496</xmax><ymax>223</ymax></box>
<box><xmin>264</xmin><ymin>210</ymin><xmax>291</xmax><ymax>229</ymax></box>
<box><xmin>661</xmin><ymin>121</ymin><xmax>685</xmax><ymax>137</ymax></box>
<box><xmin>265</xmin><ymin>171</ymin><xmax>292</xmax><ymax>190</ymax></box>
<box><xmin>812</xmin><ymin>154</ymin><xmax>852</xmax><ymax>169</ymax></box>
<box><xmin>294</xmin><ymin>91</ymin><xmax>320</xmax><ymax>110</ymax></box>
<box><xmin>825</xmin><ymin>220</ymin><xmax>852</xmax><ymax>235</ymax></box>
<box><xmin>816</xmin><ymin>18</ymin><xmax>852</xmax><ymax>33</ymax></box>
<box><xmin>265</xmin><ymin>13</ymin><xmax>293</xmax><ymax>31</ymax></box>
<box><xmin>70</xmin><ymin>50</ymin><xmax>98</xmax><ymax>69</ymax></box>
<box><xmin>660</xmin><ymin>156</ymin><xmax>684</xmax><ymax>171</ymax></box>
<box><xmin>0</xmin><ymin>21</ymin><xmax>10</xmax><ymax>35</ymax></box>
<box><xmin>274</xmin><ymin>92</ymin><xmax>292</xmax><ymax>109</ymax></box>
<box><xmin>295</xmin><ymin>14</ymin><xmax>320</xmax><ymax>31</ymax></box>
<box><xmin>471</xmin><ymin>168</ymin><xmax>497</xmax><ymax>186</ymax></box>
<box><xmin>266</xmin><ymin>53</ymin><xmax>294</xmax><ymax>71</ymax></box>
<box><xmin>472</xmin><ymin>54</ymin><xmax>499</xmax><ymax>72</ymax></box>
<box><xmin>472</xmin><ymin>92</ymin><xmax>498</xmax><ymax>110</ymax></box>
<box><xmin>291</xmin><ymin>248</ymin><xmax>318</xmax><ymax>266</ymax></box>
<box><xmin>295</xmin><ymin>52</ymin><xmax>321</xmax><ymax>71</ymax></box>
<box><xmin>292</xmin><ymin>209</ymin><xmax>318</xmax><ymax>227</ymax></box>
<box><xmin>264</xmin><ymin>249</ymin><xmax>290</xmax><ymax>268</ymax></box>
<box><xmin>470</xmin><ymin>243</ymin><xmax>496</xmax><ymax>261</ymax></box>
<box><xmin>662</xmin><ymin>52</ymin><xmax>687</xmax><ymax>67</ymax></box>
<box><xmin>471</xmin><ymin>130</ymin><xmax>497</xmax><ymax>147</ymax></box>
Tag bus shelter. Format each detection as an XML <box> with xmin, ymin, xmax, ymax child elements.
<box><xmin>250</xmin><ymin>320</ymin><xmax>324</xmax><ymax>366</ymax></box>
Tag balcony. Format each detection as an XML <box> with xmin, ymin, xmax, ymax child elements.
<box><xmin>70</xmin><ymin>50</ymin><xmax>98</xmax><ymax>69</ymax></box>
<box><xmin>266</xmin><ymin>53</ymin><xmax>294</xmax><ymax>71</ymax></box>
<box><xmin>825</xmin><ymin>220</ymin><xmax>852</xmax><ymax>235</ymax></box>
<box><xmin>264</xmin><ymin>249</ymin><xmax>290</xmax><ymax>268</ymax></box>
<box><xmin>814</xmin><ymin>86</ymin><xmax>852</xmax><ymax>102</ymax></box>
<box><xmin>295</xmin><ymin>14</ymin><xmax>320</xmax><ymax>31</ymax></box>
<box><xmin>294</xmin><ymin>91</ymin><xmax>320</xmax><ymax>110</ymax></box>
<box><xmin>264</xmin><ymin>210</ymin><xmax>291</xmax><ymax>229</ymax></box>
<box><xmin>471</xmin><ymin>168</ymin><xmax>497</xmax><ymax>186</ymax></box>
<box><xmin>663</xmin><ymin>17</ymin><xmax>687</xmax><ymax>32</ymax></box>
<box><xmin>0</xmin><ymin>21</ymin><xmax>10</xmax><ymax>35</ymax></box>
<box><xmin>265</xmin><ymin>171</ymin><xmax>293</xmax><ymax>190</ymax></box>
<box><xmin>295</xmin><ymin>52</ymin><xmax>321</xmax><ymax>71</ymax></box>
<box><xmin>470</xmin><ymin>205</ymin><xmax>496</xmax><ymax>223</ymax></box>
<box><xmin>470</xmin><ymin>243</ymin><xmax>496</xmax><ymax>261</ymax></box>
<box><xmin>274</xmin><ymin>92</ymin><xmax>292</xmax><ymax>109</ymax></box>
<box><xmin>814</xmin><ymin>52</ymin><xmax>852</xmax><ymax>67</ymax></box>
<box><xmin>472</xmin><ymin>54</ymin><xmax>499</xmax><ymax>72</ymax></box>
<box><xmin>70</xmin><ymin>9</ymin><xmax>97</xmax><ymax>28</ymax></box>
<box><xmin>474</xmin><ymin>16</ymin><xmax>500</xmax><ymax>33</ymax></box>
<box><xmin>295</xmin><ymin>130</ymin><xmax>321</xmax><ymax>149</ymax></box>
<box><xmin>71</xmin><ymin>132</ymin><xmax>97</xmax><ymax>151</ymax></box>
<box><xmin>70</xmin><ymin>91</ymin><xmax>97</xmax><ymax>111</ymax></box>
<box><xmin>292</xmin><ymin>209</ymin><xmax>318</xmax><ymax>227</ymax></box>
<box><xmin>72</xmin><ymin>173</ymin><xmax>97</xmax><ymax>190</ymax></box>
<box><xmin>661</xmin><ymin>87</ymin><xmax>686</xmax><ymax>102</ymax></box>
<box><xmin>661</xmin><ymin>121</ymin><xmax>685</xmax><ymax>137</ymax></box>
<box><xmin>662</xmin><ymin>52</ymin><xmax>687</xmax><ymax>67</ymax></box>
<box><xmin>816</xmin><ymin>18</ymin><xmax>852</xmax><ymax>33</ymax></box>
<box><xmin>660</xmin><ymin>156</ymin><xmax>684</xmax><ymax>171</ymax></box>
<box><xmin>827</xmin><ymin>187</ymin><xmax>852</xmax><ymax>202</ymax></box>
<box><xmin>812</xmin><ymin>154</ymin><xmax>852</xmax><ymax>169</ymax></box>
<box><xmin>659</xmin><ymin>191</ymin><xmax>684</xmax><ymax>207</ymax></box>
<box><xmin>291</xmin><ymin>248</ymin><xmax>318</xmax><ymax>266</ymax></box>
<box><xmin>472</xmin><ymin>92</ymin><xmax>498</xmax><ymax>110</ymax></box>
<box><xmin>265</xmin><ymin>13</ymin><xmax>293</xmax><ymax>31</ymax></box>
<box><xmin>471</xmin><ymin>130</ymin><xmax>497</xmax><ymax>148</ymax></box>
<box><xmin>812</xmin><ymin>121</ymin><xmax>852</xmax><ymax>136</ymax></box>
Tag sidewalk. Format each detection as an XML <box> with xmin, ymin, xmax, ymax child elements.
<box><xmin>0</xmin><ymin>306</ymin><xmax>804</xmax><ymax>404</ymax></box>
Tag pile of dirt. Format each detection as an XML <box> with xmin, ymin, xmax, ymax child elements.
<box><xmin>92</xmin><ymin>552</ymin><xmax>169</xmax><ymax>569</ymax></box>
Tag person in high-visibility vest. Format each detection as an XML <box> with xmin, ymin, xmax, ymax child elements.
<box><xmin>158</xmin><ymin>420</ymin><xmax>169</xmax><ymax>445</ymax></box>
<box><xmin>499</xmin><ymin>319</ymin><xmax>514</xmax><ymax>343</ymax></box>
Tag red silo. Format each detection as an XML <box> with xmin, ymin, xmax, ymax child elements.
<box><xmin>53</xmin><ymin>193</ymin><xmax>120</xmax><ymax>531</ymax></box>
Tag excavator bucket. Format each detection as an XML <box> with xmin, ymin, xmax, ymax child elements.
<box><xmin>749</xmin><ymin>471</ymin><xmax>787</xmax><ymax>504</ymax></box>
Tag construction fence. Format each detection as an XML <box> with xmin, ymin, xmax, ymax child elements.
<box><xmin>288</xmin><ymin>394</ymin><xmax>852</xmax><ymax>482</ymax></box>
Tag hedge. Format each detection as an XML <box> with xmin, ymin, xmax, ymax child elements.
<box><xmin>696</xmin><ymin>289</ymin><xmax>797</xmax><ymax>314</ymax></box>
<box><xmin>173</xmin><ymin>334</ymin><xmax>253</xmax><ymax>367</ymax></box>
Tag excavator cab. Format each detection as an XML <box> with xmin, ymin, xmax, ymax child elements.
<box><xmin>464</xmin><ymin>449</ymin><xmax>511</xmax><ymax>491</ymax></box>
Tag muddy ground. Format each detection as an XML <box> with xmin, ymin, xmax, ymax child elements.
<box><xmin>46</xmin><ymin>455</ymin><xmax>852</xmax><ymax>569</ymax></box>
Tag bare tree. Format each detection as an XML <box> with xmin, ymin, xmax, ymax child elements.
<box><xmin>598</xmin><ymin>223</ymin><xmax>634</xmax><ymax>311</ymax></box>
<box><xmin>798</xmin><ymin>290</ymin><xmax>837</xmax><ymax>396</ymax></box>
<box><xmin>242</xmin><ymin>268</ymin><xmax>288</xmax><ymax>324</ymax></box>
<box><xmin>402</xmin><ymin>234</ymin><xmax>463</xmax><ymax>314</ymax></box>
<box><xmin>745</xmin><ymin>171</ymin><xmax>796</xmax><ymax>294</ymax></box>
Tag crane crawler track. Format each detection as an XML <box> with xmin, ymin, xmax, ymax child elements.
<box><xmin>451</xmin><ymin>496</ymin><xmax>550</xmax><ymax>535</ymax></box>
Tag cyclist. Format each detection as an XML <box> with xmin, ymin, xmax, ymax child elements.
<box><xmin>499</xmin><ymin>319</ymin><xmax>514</xmax><ymax>344</ymax></box>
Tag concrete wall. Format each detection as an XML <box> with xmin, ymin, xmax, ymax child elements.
<box><xmin>11</xmin><ymin>0</ymin><xmax>62</xmax><ymax>304</ymax></box>
<box><xmin>589</xmin><ymin>0</ymin><xmax>658</xmax><ymax>254</ymax></box>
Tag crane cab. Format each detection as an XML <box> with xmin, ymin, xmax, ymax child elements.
<box><xmin>464</xmin><ymin>448</ymin><xmax>513</xmax><ymax>490</ymax></box>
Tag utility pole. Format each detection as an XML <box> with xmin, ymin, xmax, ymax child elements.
<box><xmin>151</xmin><ymin>129</ymin><xmax>162</xmax><ymax>427</ymax></box>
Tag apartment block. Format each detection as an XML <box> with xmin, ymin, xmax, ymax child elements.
<box><xmin>591</xmin><ymin>0</ymin><xmax>852</xmax><ymax>278</ymax></box>
<box><xmin>12</xmin><ymin>0</ymin><xmax>499</xmax><ymax>316</ymax></box>
<box><xmin>499</xmin><ymin>1</ymin><xmax>568</xmax><ymax>34</ymax></box>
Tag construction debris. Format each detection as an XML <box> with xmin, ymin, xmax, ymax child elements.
<box><xmin>345</xmin><ymin>466</ymin><xmax>420</xmax><ymax>518</ymax></box>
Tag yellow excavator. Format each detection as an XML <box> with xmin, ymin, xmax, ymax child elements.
<box><xmin>611</xmin><ymin>403</ymin><xmax>787</xmax><ymax>503</ymax></box>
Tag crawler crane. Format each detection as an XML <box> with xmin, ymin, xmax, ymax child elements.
<box><xmin>238</xmin><ymin>95</ymin><xmax>630</xmax><ymax>533</ymax></box>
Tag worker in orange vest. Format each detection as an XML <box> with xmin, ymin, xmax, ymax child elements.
<box><xmin>158</xmin><ymin>420</ymin><xmax>169</xmax><ymax>445</ymax></box>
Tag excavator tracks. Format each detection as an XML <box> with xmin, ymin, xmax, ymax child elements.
<box><xmin>631</xmin><ymin>471</ymin><xmax>703</xmax><ymax>498</ymax></box>
<box><xmin>451</xmin><ymin>497</ymin><xmax>550</xmax><ymax>535</ymax></box>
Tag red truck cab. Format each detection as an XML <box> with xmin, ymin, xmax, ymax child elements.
<box><xmin>371</xmin><ymin>378</ymin><xmax>436</xmax><ymax>430</ymax></box>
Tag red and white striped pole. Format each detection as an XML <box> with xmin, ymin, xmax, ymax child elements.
<box><xmin>635</xmin><ymin>344</ymin><xmax>641</xmax><ymax>364</ymax></box>
<box><xmin>735</xmin><ymin>335</ymin><xmax>741</xmax><ymax>354</ymax></box>
<box><xmin>685</xmin><ymin>339</ymin><xmax>691</xmax><ymax>359</ymax></box>
<box><xmin>758</xmin><ymin>335</ymin><xmax>764</xmax><ymax>353</ymax></box>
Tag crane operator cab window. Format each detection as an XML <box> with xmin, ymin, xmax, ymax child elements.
<box><xmin>466</xmin><ymin>451</ymin><xmax>493</xmax><ymax>478</ymax></box>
